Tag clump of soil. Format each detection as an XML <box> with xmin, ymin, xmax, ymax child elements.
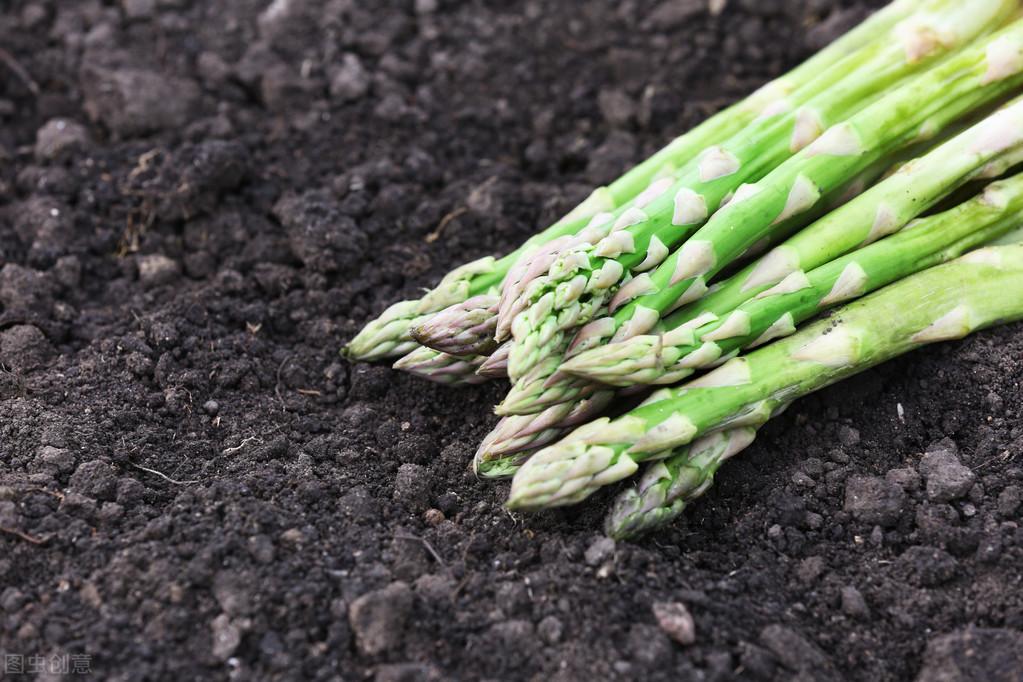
<box><xmin>2</xmin><ymin>1</ymin><xmax>1021</xmax><ymax>680</ymax></box>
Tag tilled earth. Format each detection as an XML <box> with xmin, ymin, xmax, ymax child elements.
<box><xmin>2</xmin><ymin>1</ymin><xmax>1023</xmax><ymax>680</ymax></box>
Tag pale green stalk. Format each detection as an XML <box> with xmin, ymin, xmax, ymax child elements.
<box><xmin>473</xmin><ymin>390</ymin><xmax>616</xmax><ymax>478</ymax></box>
<box><xmin>393</xmin><ymin>347</ymin><xmax>489</xmax><ymax>386</ymax></box>
<box><xmin>411</xmin><ymin>294</ymin><xmax>500</xmax><ymax>357</ymax></box>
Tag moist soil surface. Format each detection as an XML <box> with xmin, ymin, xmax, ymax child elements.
<box><xmin>3</xmin><ymin>1</ymin><xmax>1023</xmax><ymax>680</ymax></box>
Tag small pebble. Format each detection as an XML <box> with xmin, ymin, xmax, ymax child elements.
<box><xmin>537</xmin><ymin>615</ymin><xmax>563</xmax><ymax>645</ymax></box>
<box><xmin>34</xmin><ymin>118</ymin><xmax>90</xmax><ymax>161</ymax></box>
<box><xmin>838</xmin><ymin>426</ymin><xmax>860</xmax><ymax>447</ymax></box>
<box><xmin>210</xmin><ymin>614</ymin><xmax>242</xmax><ymax>660</ymax></box>
<box><xmin>844</xmin><ymin>475</ymin><xmax>905</xmax><ymax>527</ymax></box>
<box><xmin>840</xmin><ymin>586</ymin><xmax>869</xmax><ymax>619</ymax></box>
<box><xmin>423</xmin><ymin>508</ymin><xmax>445</xmax><ymax>526</ymax></box>
<box><xmin>828</xmin><ymin>449</ymin><xmax>850</xmax><ymax>464</ymax></box>
<box><xmin>998</xmin><ymin>485</ymin><xmax>1022</xmax><ymax>518</ymax></box>
<box><xmin>791</xmin><ymin>471</ymin><xmax>816</xmax><ymax>487</ymax></box>
<box><xmin>920</xmin><ymin>449</ymin><xmax>975</xmax><ymax>503</ymax></box>
<box><xmin>652</xmin><ymin>601</ymin><xmax>696</xmax><ymax>645</ymax></box>
<box><xmin>348</xmin><ymin>582</ymin><xmax>413</xmax><ymax>656</ymax></box>
<box><xmin>137</xmin><ymin>254</ymin><xmax>181</xmax><ymax>288</ymax></box>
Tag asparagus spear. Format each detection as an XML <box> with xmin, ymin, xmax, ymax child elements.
<box><xmin>478</xmin><ymin>144</ymin><xmax>974</xmax><ymax>470</ymax></box>
<box><xmin>413</xmin><ymin>161</ymin><xmax>890</xmax><ymax>390</ymax></box>
<box><xmin>563</xmin><ymin>122</ymin><xmax>1023</xmax><ymax>386</ymax></box>
<box><xmin>476</xmin><ymin>341</ymin><xmax>511</xmax><ymax>379</ymax></box>
<box><xmin>473</xmin><ymin>390</ymin><xmax>616</xmax><ymax>478</ymax></box>
<box><xmin>342</xmin><ymin>0</ymin><xmax>915</xmax><ymax>362</ymax></box>
<box><xmin>430</xmin><ymin>147</ymin><xmax>886</xmax><ymax>366</ymax></box>
<box><xmin>605</xmin><ymin>427</ymin><xmax>760</xmax><ymax>540</ymax></box>
<box><xmin>410</xmin><ymin>294</ymin><xmax>500</xmax><ymax>357</ymax></box>
<box><xmin>392</xmin><ymin>347</ymin><xmax>490</xmax><ymax>386</ymax></box>
<box><xmin>507</xmin><ymin>244</ymin><xmax>1023</xmax><ymax>510</ymax></box>
<box><xmin>502</xmin><ymin>0</ymin><xmax>1018</xmax><ymax>380</ymax></box>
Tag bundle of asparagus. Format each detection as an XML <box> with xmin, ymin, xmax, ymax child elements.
<box><xmin>471</xmin><ymin>97</ymin><xmax>1023</xmax><ymax>473</ymax></box>
<box><xmin>510</xmin><ymin>244</ymin><xmax>1023</xmax><ymax>509</ymax></box>
<box><xmin>344</xmin><ymin>0</ymin><xmax>1023</xmax><ymax>539</ymax></box>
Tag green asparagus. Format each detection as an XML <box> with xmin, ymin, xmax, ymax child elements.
<box><xmin>507</xmin><ymin>244</ymin><xmax>1023</xmax><ymax>510</ymax></box>
<box><xmin>501</xmin><ymin>0</ymin><xmax>1017</xmax><ymax>381</ymax></box>
<box><xmin>473</xmin><ymin>390</ymin><xmax>616</xmax><ymax>478</ymax></box>
<box><xmin>392</xmin><ymin>347</ymin><xmax>490</xmax><ymax>386</ymax></box>
<box><xmin>491</xmin><ymin>133</ymin><xmax>937</xmax><ymax>417</ymax></box>
<box><xmin>410</xmin><ymin>294</ymin><xmax>500</xmax><ymax>357</ymax></box>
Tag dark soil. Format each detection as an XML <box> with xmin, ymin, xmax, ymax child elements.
<box><xmin>2</xmin><ymin>1</ymin><xmax>1022</xmax><ymax>680</ymax></box>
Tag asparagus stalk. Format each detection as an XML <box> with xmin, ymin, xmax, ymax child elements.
<box><xmin>476</xmin><ymin>109</ymin><xmax>1023</xmax><ymax>482</ymax></box>
<box><xmin>502</xmin><ymin>0</ymin><xmax>1018</xmax><ymax>381</ymax></box>
<box><xmin>559</xmin><ymin>18</ymin><xmax>1023</xmax><ymax>375</ymax></box>
<box><xmin>473</xmin><ymin>390</ymin><xmax>616</xmax><ymax>478</ymax></box>
<box><xmin>342</xmin><ymin>0</ymin><xmax>915</xmax><ymax>362</ymax></box>
<box><xmin>420</xmin><ymin>152</ymin><xmax>908</xmax><ymax>392</ymax></box>
<box><xmin>508</xmin><ymin>244</ymin><xmax>1023</xmax><ymax>510</ymax></box>
<box><xmin>392</xmin><ymin>347</ymin><xmax>490</xmax><ymax>386</ymax></box>
<box><xmin>410</xmin><ymin>294</ymin><xmax>500</xmax><ymax>357</ymax></box>
<box><xmin>605</xmin><ymin>427</ymin><xmax>760</xmax><ymax>540</ymax></box>
<box><xmin>563</xmin><ymin>125</ymin><xmax>1023</xmax><ymax>386</ymax></box>
<box><xmin>476</xmin><ymin>341</ymin><xmax>511</xmax><ymax>379</ymax></box>
<box><xmin>438</xmin><ymin>149</ymin><xmax>886</xmax><ymax>367</ymax></box>
<box><xmin>405</xmin><ymin>149</ymin><xmax>884</xmax><ymax>390</ymax></box>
